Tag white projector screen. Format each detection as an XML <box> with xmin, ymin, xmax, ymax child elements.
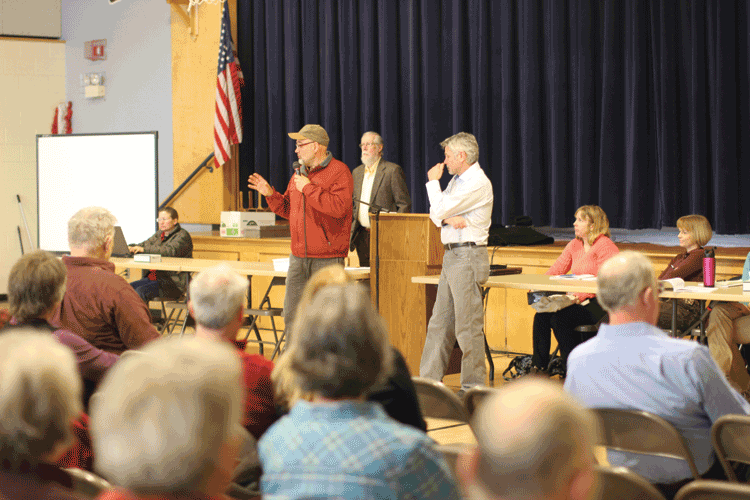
<box><xmin>37</xmin><ymin>132</ymin><xmax>158</xmax><ymax>253</ymax></box>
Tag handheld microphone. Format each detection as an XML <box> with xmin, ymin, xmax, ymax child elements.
<box><xmin>293</xmin><ymin>160</ymin><xmax>307</xmax><ymax>177</ymax></box>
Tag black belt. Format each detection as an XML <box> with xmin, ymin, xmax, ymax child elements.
<box><xmin>444</xmin><ymin>242</ymin><xmax>486</xmax><ymax>250</ymax></box>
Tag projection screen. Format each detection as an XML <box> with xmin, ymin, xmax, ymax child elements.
<box><xmin>37</xmin><ymin>132</ymin><xmax>158</xmax><ymax>253</ymax></box>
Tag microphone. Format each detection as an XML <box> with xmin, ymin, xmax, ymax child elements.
<box><xmin>293</xmin><ymin>159</ymin><xmax>307</xmax><ymax>177</ymax></box>
<box><xmin>354</xmin><ymin>198</ymin><xmax>391</xmax><ymax>213</ymax></box>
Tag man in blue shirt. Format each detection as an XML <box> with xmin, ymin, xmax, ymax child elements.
<box><xmin>565</xmin><ymin>251</ymin><xmax>750</xmax><ymax>489</ymax></box>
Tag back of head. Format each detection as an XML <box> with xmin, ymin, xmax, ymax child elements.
<box><xmin>68</xmin><ymin>206</ymin><xmax>117</xmax><ymax>252</ymax></box>
<box><xmin>676</xmin><ymin>214</ymin><xmax>712</xmax><ymax>247</ymax></box>
<box><xmin>440</xmin><ymin>132</ymin><xmax>479</xmax><ymax>165</ymax></box>
<box><xmin>274</xmin><ymin>265</ymin><xmax>353</xmax><ymax>409</ymax></box>
<box><xmin>596</xmin><ymin>251</ymin><xmax>655</xmax><ymax>314</ymax></box>
<box><xmin>469</xmin><ymin>378</ymin><xmax>598</xmax><ymax>500</ymax></box>
<box><xmin>288</xmin><ymin>282</ymin><xmax>392</xmax><ymax>399</ymax></box>
<box><xmin>91</xmin><ymin>337</ymin><xmax>243</xmax><ymax>495</ymax></box>
<box><xmin>0</xmin><ymin>330</ymin><xmax>81</xmax><ymax>465</ymax></box>
<box><xmin>189</xmin><ymin>264</ymin><xmax>247</xmax><ymax>331</ymax></box>
<box><xmin>8</xmin><ymin>250</ymin><xmax>67</xmax><ymax>321</ymax></box>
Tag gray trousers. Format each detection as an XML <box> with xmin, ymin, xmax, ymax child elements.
<box><xmin>419</xmin><ymin>245</ymin><xmax>490</xmax><ymax>389</ymax></box>
<box><xmin>284</xmin><ymin>254</ymin><xmax>345</xmax><ymax>332</ymax></box>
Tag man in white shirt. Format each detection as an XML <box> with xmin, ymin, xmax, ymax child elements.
<box><xmin>419</xmin><ymin>132</ymin><xmax>493</xmax><ymax>391</ymax></box>
<box><xmin>350</xmin><ymin>131</ymin><xmax>411</xmax><ymax>267</ymax></box>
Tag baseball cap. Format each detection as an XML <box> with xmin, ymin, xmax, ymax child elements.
<box><xmin>288</xmin><ymin>124</ymin><xmax>329</xmax><ymax>147</ymax></box>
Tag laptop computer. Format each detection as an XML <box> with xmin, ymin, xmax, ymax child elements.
<box><xmin>111</xmin><ymin>226</ymin><xmax>133</xmax><ymax>257</ymax></box>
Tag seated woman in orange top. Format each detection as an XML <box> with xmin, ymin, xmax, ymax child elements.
<box><xmin>531</xmin><ymin>205</ymin><xmax>619</xmax><ymax>372</ymax></box>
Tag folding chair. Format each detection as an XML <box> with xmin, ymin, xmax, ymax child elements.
<box><xmin>152</xmin><ymin>295</ymin><xmax>189</xmax><ymax>336</ymax></box>
<box><xmin>412</xmin><ymin>377</ymin><xmax>469</xmax><ymax>432</ymax></box>
<box><xmin>593</xmin><ymin>408</ymin><xmax>700</xmax><ymax>480</ymax></box>
<box><xmin>463</xmin><ymin>386</ymin><xmax>498</xmax><ymax>418</ymax></box>
<box><xmin>239</xmin><ymin>276</ymin><xmax>285</xmax><ymax>359</ymax></box>
<box><xmin>594</xmin><ymin>465</ymin><xmax>667</xmax><ymax>500</ymax></box>
<box><xmin>674</xmin><ymin>480</ymin><xmax>750</xmax><ymax>500</ymax></box>
<box><xmin>711</xmin><ymin>414</ymin><xmax>750</xmax><ymax>482</ymax></box>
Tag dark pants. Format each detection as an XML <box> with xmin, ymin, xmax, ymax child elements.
<box><xmin>353</xmin><ymin>227</ymin><xmax>371</xmax><ymax>267</ymax></box>
<box><xmin>532</xmin><ymin>298</ymin><xmax>605</xmax><ymax>369</ymax></box>
<box><xmin>130</xmin><ymin>279</ymin><xmax>161</xmax><ymax>304</ymax></box>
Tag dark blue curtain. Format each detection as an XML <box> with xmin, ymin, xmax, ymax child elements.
<box><xmin>237</xmin><ymin>0</ymin><xmax>750</xmax><ymax>234</ymax></box>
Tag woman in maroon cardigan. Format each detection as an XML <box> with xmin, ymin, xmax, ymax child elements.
<box><xmin>656</xmin><ymin>214</ymin><xmax>712</xmax><ymax>332</ymax></box>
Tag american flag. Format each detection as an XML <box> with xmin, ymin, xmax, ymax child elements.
<box><xmin>213</xmin><ymin>1</ymin><xmax>243</xmax><ymax>168</ymax></box>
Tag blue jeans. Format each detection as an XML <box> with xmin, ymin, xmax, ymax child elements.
<box><xmin>130</xmin><ymin>278</ymin><xmax>160</xmax><ymax>304</ymax></box>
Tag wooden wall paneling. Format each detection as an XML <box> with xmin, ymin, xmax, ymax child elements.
<box><xmin>170</xmin><ymin>0</ymin><xmax>239</xmax><ymax>224</ymax></box>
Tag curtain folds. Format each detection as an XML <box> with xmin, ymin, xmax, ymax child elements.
<box><xmin>238</xmin><ymin>0</ymin><xmax>750</xmax><ymax>233</ymax></box>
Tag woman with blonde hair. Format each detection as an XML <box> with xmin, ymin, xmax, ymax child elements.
<box><xmin>531</xmin><ymin>205</ymin><xmax>619</xmax><ymax>372</ymax></box>
<box><xmin>273</xmin><ymin>265</ymin><xmax>426</xmax><ymax>431</ymax></box>
<box><xmin>656</xmin><ymin>214</ymin><xmax>712</xmax><ymax>331</ymax></box>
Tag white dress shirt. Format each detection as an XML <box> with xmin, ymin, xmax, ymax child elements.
<box><xmin>358</xmin><ymin>158</ymin><xmax>380</xmax><ymax>228</ymax></box>
<box><xmin>425</xmin><ymin>162</ymin><xmax>493</xmax><ymax>245</ymax></box>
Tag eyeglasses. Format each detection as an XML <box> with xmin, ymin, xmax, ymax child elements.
<box><xmin>156</xmin><ymin>218</ymin><xmax>172</xmax><ymax>222</ymax></box>
<box><xmin>359</xmin><ymin>142</ymin><xmax>381</xmax><ymax>149</ymax></box>
<box><xmin>295</xmin><ymin>141</ymin><xmax>314</xmax><ymax>148</ymax></box>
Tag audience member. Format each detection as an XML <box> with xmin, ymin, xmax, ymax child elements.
<box><xmin>705</xmin><ymin>249</ymin><xmax>750</xmax><ymax>393</ymax></box>
<box><xmin>458</xmin><ymin>378</ymin><xmax>599</xmax><ymax>500</ymax></box>
<box><xmin>565</xmin><ymin>251</ymin><xmax>750</xmax><ymax>494</ymax></box>
<box><xmin>273</xmin><ymin>265</ymin><xmax>426</xmax><ymax>431</ymax></box>
<box><xmin>350</xmin><ymin>131</ymin><xmax>411</xmax><ymax>267</ymax></box>
<box><xmin>91</xmin><ymin>337</ymin><xmax>245</xmax><ymax>499</ymax></box>
<box><xmin>128</xmin><ymin>206</ymin><xmax>193</xmax><ymax>304</ymax></box>
<box><xmin>188</xmin><ymin>264</ymin><xmax>277</xmax><ymax>440</ymax></box>
<box><xmin>420</xmin><ymin>132</ymin><xmax>493</xmax><ymax>393</ymax></box>
<box><xmin>531</xmin><ymin>205</ymin><xmax>618</xmax><ymax>372</ymax></box>
<box><xmin>52</xmin><ymin>206</ymin><xmax>159</xmax><ymax>354</ymax></box>
<box><xmin>259</xmin><ymin>283</ymin><xmax>458</xmax><ymax>499</ymax></box>
<box><xmin>248</xmin><ymin>124</ymin><xmax>353</xmax><ymax>328</ymax></box>
<box><xmin>656</xmin><ymin>215</ymin><xmax>712</xmax><ymax>332</ymax></box>
<box><xmin>0</xmin><ymin>331</ymin><xmax>86</xmax><ymax>500</ymax></box>
<box><xmin>5</xmin><ymin>250</ymin><xmax>118</xmax><ymax>392</ymax></box>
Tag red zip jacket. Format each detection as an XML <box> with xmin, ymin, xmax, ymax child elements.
<box><xmin>266</xmin><ymin>154</ymin><xmax>353</xmax><ymax>259</ymax></box>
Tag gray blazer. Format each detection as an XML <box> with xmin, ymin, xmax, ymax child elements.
<box><xmin>350</xmin><ymin>159</ymin><xmax>412</xmax><ymax>249</ymax></box>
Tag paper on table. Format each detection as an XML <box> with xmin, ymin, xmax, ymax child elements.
<box><xmin>550</xmin><ymin>274</ymin><xmax>596</xmax><ymax>281</ymax></box>
<box><xmin>675</xmin><ymin>286</ymin><xmax>717</xmax><ymax>293</ymax></box>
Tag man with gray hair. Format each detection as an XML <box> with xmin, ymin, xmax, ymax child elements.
<box><xmin>458</xmin><ymin>378</ymin><xmax>598</xmax><ymax>500</ymax></box>
<box><xmin>565</xmin><ymin>250</ymin><xmax>750</xmax><ymax>491</ymax></box>
<box><xmin>189</xmin><ymin>264</ymin><xmax>277</xmax><ymax>439</ymax></box>
<box><xmin>420</xmin><ymin>132</ymin><xmax>493</xmax><ymax>392</ymax></box>
<box><xmin>350</xmin><ymin>131</ymin><xmax>412</xmax><ymax>266</ymax></box>
<box><xmin>90</xmin><ymin>337</ymin><xmax>245</xmax><ymax>499</ymax></box>
<box><xmin>52</xmin><ymin>206</ymin><xmax>159</xmax><ymax>354</ymax></box>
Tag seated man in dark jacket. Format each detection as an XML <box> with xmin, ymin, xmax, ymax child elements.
<box><xmin>128</xmin><ymin>206</ymin><xmax>193</xmax><ymax>303</ymax></box>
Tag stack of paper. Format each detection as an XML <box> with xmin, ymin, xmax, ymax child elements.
<box><xmin>272</xmin><ymin>258</ymin><xmax>289</xmax><ymax>271</ymax></box>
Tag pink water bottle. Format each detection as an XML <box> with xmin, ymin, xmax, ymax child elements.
<box><xmin>703</xmin><ymin>247</ymin><xmax>715</xmax><ymax>287</ymax></box>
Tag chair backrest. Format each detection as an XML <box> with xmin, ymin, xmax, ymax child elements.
<box><xmin>463</xmin><ymin>386</ymin><xmax>498</xmax><ymax>418</ymax></box>
<box><xmin>593</xmin><ymin>465</ymin><xmax>667</xmax><ymax>500</ymax></box>
<box><xmin>593</xmin><ymin>408</ymin><xmax>700</xmax><ymax>479</ymax></box>
<box><xmin>674</xmin><ymin>479</ymin><xmax>750</xmax><ymax>500</ymax></box>
<box><xmin>412</xmin><ymin>377</ymin><xmax>469</xmax><ymax>423</ymax></box>
<box><xmin>64</xmin><ymin>468</ymin><xmax>112</xmax><ymax>499</ymax></box>
<box><xmin>711</xmin><ymin>414</ymin><xmax>750</xmax><ymax>482</ymax></box>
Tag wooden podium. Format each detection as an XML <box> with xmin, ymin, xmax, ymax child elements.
<box><xmin>370</xmin><ymin>213</ymin><xmax>444</xmax><ymax>373</ymax></box>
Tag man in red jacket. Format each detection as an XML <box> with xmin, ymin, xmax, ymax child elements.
<box><xmin>248</xmin><ymin>124</ymin><xmax>353</xmax><ymax>328</ymax></box>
